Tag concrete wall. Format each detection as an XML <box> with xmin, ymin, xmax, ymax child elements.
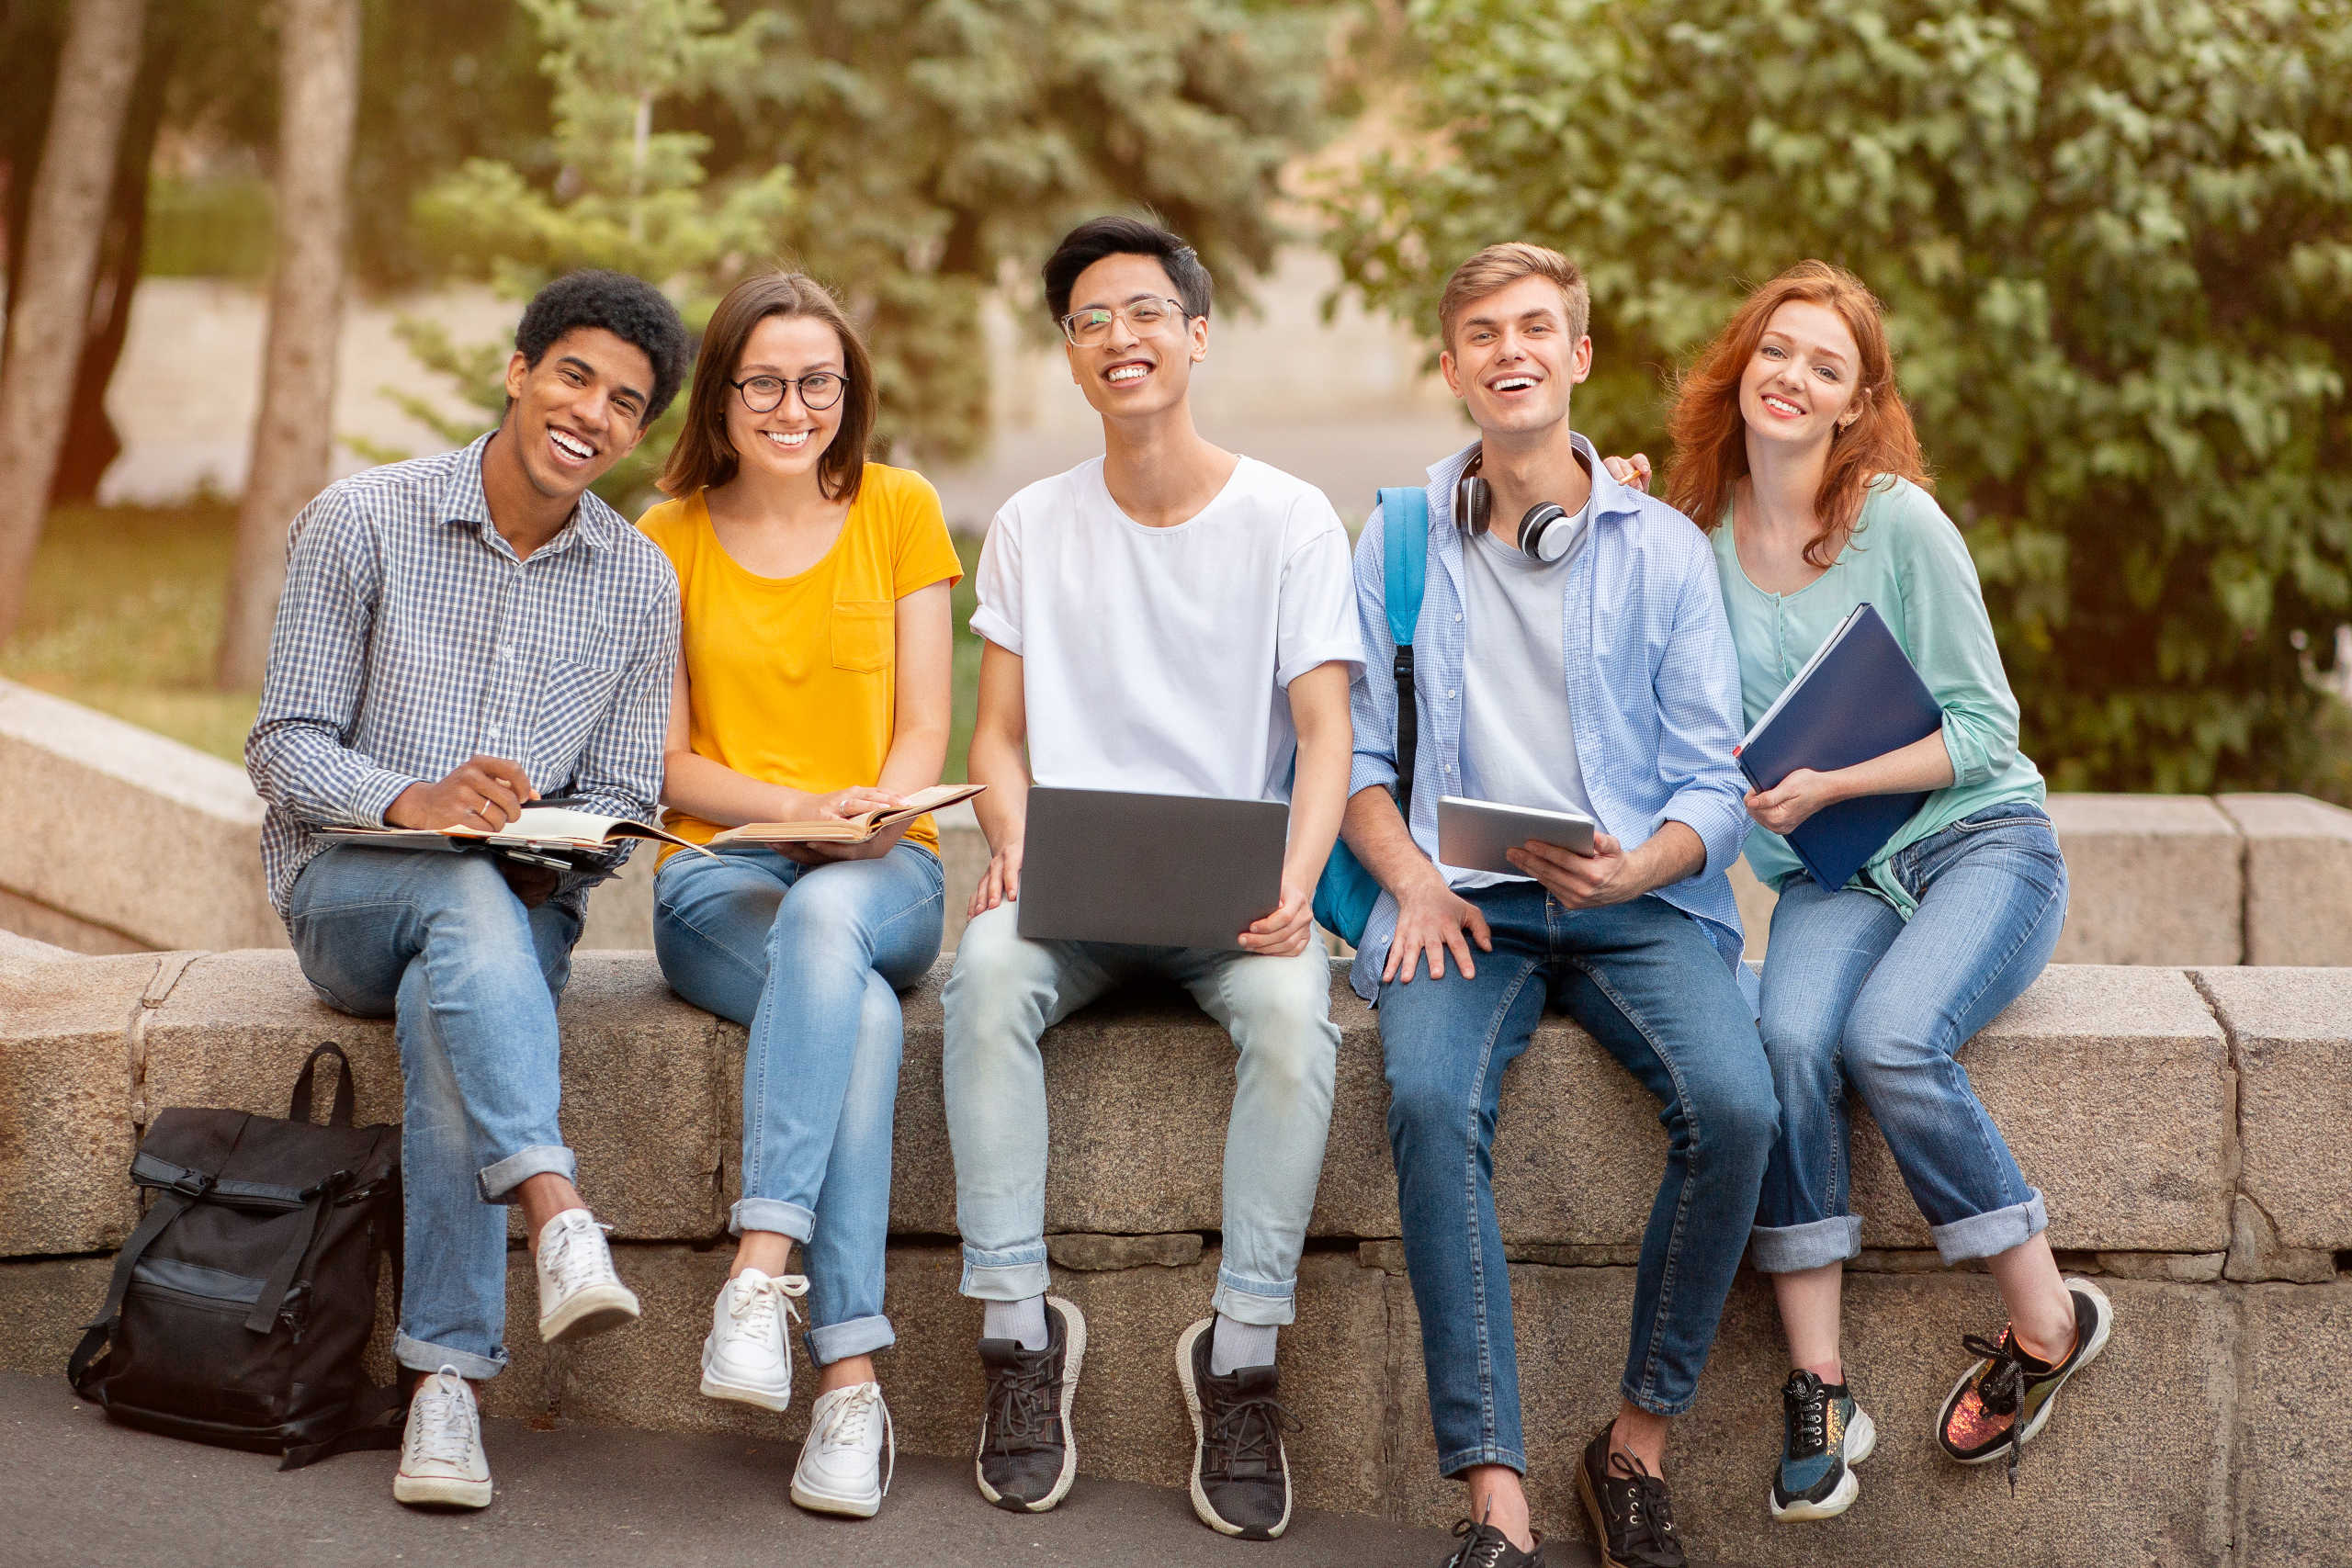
<box><xmin>2</xmin><ymin>941</ymin><xmax>2345</xmax><ymax>1564</ymax></box>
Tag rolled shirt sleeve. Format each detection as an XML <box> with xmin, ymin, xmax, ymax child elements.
<box><xmin>1897</xmin><ymin>488</ymin><xmax>2021</xmax><ymax>791</ymax></box>
<box><xmin>967</xmin><ymin>502</ymin><xmax>1023</xmax><ymax>654</ymax></box>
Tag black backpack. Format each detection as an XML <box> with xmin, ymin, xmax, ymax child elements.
<box><xmin>69</xmin><ymin>1043</ymin><xmax>406</xmax><ymax>1468</ymax></box>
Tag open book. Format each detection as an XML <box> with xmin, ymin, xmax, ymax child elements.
<box><xmin>708</xmin><ymin>784</ymin><xmax>985</xmax><ymax>846</ymax></box>
<box><xmin>322</xmin><ymin>803</ymin><xmax>714</xmax><ymax>862</ymax></box>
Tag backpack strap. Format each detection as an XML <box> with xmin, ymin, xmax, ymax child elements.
<box><xmin>1375</xmin><ymin>486</ymin><xmax>1431</xmax><ymax>819</ymax></box>
<box><xmin>279</xmin><ymin>1381</ymin><xmax>408</xmax><ymax>1470</ymax></box>
<box><xmin>243</xmin><ymin>1171</ymin><xmax>351</xmax><ymax>1335</ymax></box>
<box><xmin>288</xmin><ymin>1043</ymin><xmax>356</xmax><ymax>1128</ymax></box>
<box><xmin>68</xmin><ymin>1177</ymin><xmax>207</xmax><ymax>1394</ymax></box>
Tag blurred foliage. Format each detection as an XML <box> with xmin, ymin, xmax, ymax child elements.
<box><xmin>1325</xmin><ymin>0</ymin><xmax>2352</xmax><ymax>794</ymax></box>
<box><xmin>142</xmin><ymin>175</ymin><xmax>273</xmax><ymax>277</ymax></box>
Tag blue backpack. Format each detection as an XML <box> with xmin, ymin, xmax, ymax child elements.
<box><xmin>1312</xmin><ymin>487</ymin><xmax>1430</xmax><ymax>946</ymax></box>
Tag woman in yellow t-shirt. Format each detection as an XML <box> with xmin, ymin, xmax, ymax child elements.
<box><xmin>641</xmin><ymin>273</ymin><xmax>962</xmax><ymax>1517</ymax></box>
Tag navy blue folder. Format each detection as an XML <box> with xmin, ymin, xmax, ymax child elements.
<box><xmin>1735</xmin><ymin>603</ymin><xmax>1944</xmax><ymax>892</ymax></box>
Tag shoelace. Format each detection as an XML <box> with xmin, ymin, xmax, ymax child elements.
<box><xmin>982</xmin><ymin>1350</ymin><xmax>1057</xmax><ymax>1452</ymax></box>
<box><xmin>409</xmin><ymin>1371</ymin><xmax>476</xmax><ymax>1468</ymax></box>
<box><xmin>1957</xmin><ymin>1328</ymin><xmax>2033</xmax><ymax>1495</ymax></box>
<box><xmin>540</xmin><ymin>1213</ymin><xmax>615</xmax><ymax>1296</ymax></box>
<box><xmin>1204</xmin><ymin>1388</ymin><xmax>1301</xmax><ymax>1482</ymax></box>
<box><xmin>727</xmin><ymin>1271</ymin><xmax>808</xmax><ymax>1343</ymax></box>
<box><xmin>1603</xmin><ymin>1450</ymin><xmax>1681</xmax><ymax>1568</ymax></box>
<box><xmin>1443</xmin><ymin>1517</ymin><xmax>1517</xmax><ymax>1568</ymax></box>
<box><xmin>1783</xmin><ymin>1370</ymin><xmax>1831</xmax><ymax>1460</ymax></box>
<box><xmin>811</xmin><ymin>1384</ymin><xmax>895</xmax><ymax>1495</ymax></box>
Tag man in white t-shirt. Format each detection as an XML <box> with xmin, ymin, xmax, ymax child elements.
<box><xmin>944</xmin><ymin>216</ymin><xmax>1363</xmax><ymax>1540</ymax></box>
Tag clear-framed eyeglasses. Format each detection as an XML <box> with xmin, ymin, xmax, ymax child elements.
<box><xmin>1057</xmin><ymin>295</ymin><xmax>1193</xmax><ymax>348</ymax></box>
<box><xmin>730</xmin><ymin>372</ymin><xmax>845</xmax><ymax>413</ymax></box>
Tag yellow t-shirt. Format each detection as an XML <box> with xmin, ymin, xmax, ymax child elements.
<box><xmin>639</xmin><ymin>463</ymin><xmax>964</xmax><ymax>859</ymax></box>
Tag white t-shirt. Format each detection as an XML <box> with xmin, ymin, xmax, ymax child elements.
<box><xmin>970</xmin><ymin>455</ymin><xmax>1363</xmax><ymax>803</ymax></box>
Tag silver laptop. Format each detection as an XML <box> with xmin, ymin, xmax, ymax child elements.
<box><xmin>1017</xmin><ymin>786</ymin><xmax>1288</xmax><ymax>951</ymax></box>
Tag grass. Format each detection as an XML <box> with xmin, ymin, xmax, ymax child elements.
<box><xmin>2</xmin><ymin>500</ymin><xmax>987</xmax><ymax>780</ymax></box>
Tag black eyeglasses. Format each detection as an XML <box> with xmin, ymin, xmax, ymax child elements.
<box><xmin>730</xmin><ymin>372</ymin><xmax>846</xmax><ymax>413</ymax></box>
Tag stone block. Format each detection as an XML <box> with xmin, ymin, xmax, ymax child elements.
<box><xmin>0</xmin><ymin>951</ymin><xmax>165</xmax><ymax>1255</ymax></box>
<box><xmin>0</xmin><ymin>679</ymin><xmax>282</xmax><ymax>953</ymax></box>
<box><xmin>0</xmin><ymin>886</ymin><xmax>145</xmax><ymax>955</ymax></box>
<box><xmin>2219</xmin><ymin>794</ymin><xmax>2352</xmax><ymax>966</ymax></box>
<box><xmin>1848</xmin><ymin>966</ymin><xmax>2233</xmax><ymax>1254</ymax></box>
<box><xmin>937</xmin><ymin>806</ymin><xmax>989</xmax><ymax>952</ymax></box>
<box><xmin>2047</xmin><ymin>795</ymin><xmax>2243</xmax><ymax>965</ymax></box>
<box><xmin>2225</xmin><ymin>1195</ymin><xmax>2336</xmax><ymax>1284</ymax></box>
<box><xmin>1726</xmin><ymin>856</ymin><xmax>1776</xmax><ymax>960</ymax></box>
<box><xmin>2095</xmin><ymin>1252</ymin><xmax>2227</xmax><ymax>1283</ymax></box>
<box><xmin>2238</xmin><ymin>1281</ymin><xmax>2352</xmax><ymax>1567</ymax></box>
<box><xmin>141</xmin><ymin>949</ymin><xmax>724</xmax><ymax>1241</ymax></box>
<box><xmin>578</xmin><ymin>850</ymin><xmax>657</xmax><ymax>951</ymax></box>
<box><xmin>2197</xmin><ymin>966</ymin><xmax>2352</xmax><ymax>1251</ymax></box>
<box><xmin>0</xmin><ymin>1257</ymin><xmax>119</xmax><ymax>1374</ymax></box>
<box><xmin>1047</xmin><ymin>1234</ymin><xmax>1205</xmax><ymax>1271</ymax></box>
<box><xmin>0</xmin><ymin>926</ymin><xmax>71</xmax><ymax>962</ymax></box>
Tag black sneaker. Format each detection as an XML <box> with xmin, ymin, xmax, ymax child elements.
<box><xmin>1440</xmin><ymin>1517</ymin><xmax>1546</xmax><ymax>1567</ymax></box>
<box><xmin>1176</xmin><ymin>1316</ymin><xmax>1300</xmax><ymax>1540</ymax></box>
<box><xmin>1770</xmin><ymin>1369</ymin><xmax>1876</xmax><ymax>1521</ymax></box>
<box><xmin>973</xmin><ymin>1294</ymin><xmax>1086</xmax><ymax>1512</ymax></box>
<box><xmin>1938</xmin><ymin>1276</ymin><xmax>2114</xmax><ymax>1488</ymax></box>
<box><xmin>1576</xmin><ymin>1426</ymin><xmax>1686</xmax><ymax>1568</ymax></box>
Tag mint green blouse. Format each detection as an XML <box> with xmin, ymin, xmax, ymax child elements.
<box><xmin>1710</xmin><ymin>477</ymin><xmax>2044</xmax><ymax>916</ymax></box>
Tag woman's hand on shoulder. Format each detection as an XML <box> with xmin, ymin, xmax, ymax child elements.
<box><xmin>1602</xmin><ymin>453</ymin><xmax>1652</xmax><ymax>493</ymax></box>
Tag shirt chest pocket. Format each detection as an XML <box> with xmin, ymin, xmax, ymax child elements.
<box><xmin>532</xmin><ymin>637</ymin><xmax>628</xmax><ymax>767</ymax></box>
<box><xmin>830</xmin><ymin>601</ymin><xmax>893</xmax><ymax>674</ymax></box>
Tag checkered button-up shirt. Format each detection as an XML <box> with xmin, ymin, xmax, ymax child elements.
<box><xmin>246</xmin><ymin>434</ymin><xmax>679</xmax><ymax>921</ymax></box>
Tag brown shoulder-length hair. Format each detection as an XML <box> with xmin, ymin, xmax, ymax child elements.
<box><xmin>659</xmin><ymin>271</ymin><xmax>876</xmax><ymax>504</ymax></box>
<box><xmin>1664</xmin><ymin>260</ymin><xmax>1929</xmax><ymax>568</ymax></box>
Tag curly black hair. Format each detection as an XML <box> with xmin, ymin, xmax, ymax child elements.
<box><xmin>1041</xmin><ymin>215</ymin><xmax>1214</xmax><ymax>326</ymax></box>
<box><xmin>514</xmin><ymin>269</ymin><xmax>691</xmax><ymax>423</ymax></box>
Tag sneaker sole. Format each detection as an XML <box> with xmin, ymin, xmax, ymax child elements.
<box><xmin>790</xmin><ymin>1474</ymin><xmax>882</xmax><ymax>1519</ymax></box>
<box><xmin>539</xmin><ymin>1283</ymin><xmax>641</xmax><ymax>1345</ymax></box>
<box><xmin>973</xmin><ymin>1294</ymin><xmax>1086</xmax><ymax>1513</ymax></box>
<box><xmin>1577</xmin><ymin>1458</ymin><xmax>1642</xmax><ymax>1568</ymax></box>
<box><xmin>1174</xmin><ymin>1317</ymin><xmax>1292</xmax><ymax>1540</ymax></box>
<box><xmin>1939</xmin><ymin>1280</ymin><xmax>2115</xmax><ymax>1464</ymax></box>
<box><xmin>700</xmin><ymin>1365</ymin><xmax>792</xmax><ymax>1413</ymax></box>
<box><xmin>393</xmin><ymin>1471</ymin><xmax>493</xmax><ymax>1509</ymax></box>
<box><xmin>1769</xmin><ymin>1407</ymin><xmax>1877</xmax><ymax>1522</ymax></box>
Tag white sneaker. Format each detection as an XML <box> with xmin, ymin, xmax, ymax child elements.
<box><xmin>792</xmin><ymin>1381</ymin><xmax>894</xmax><ymax>1518</ymax></box>
<box><xmin>534</xmin><ymin>1208</ymin><xmax>641</xmax><ymax>1343</ymax></box>
<box><xmin>699</xmin><ymin>1267</ymin><xmax>808</xmax><ymax>1411</ymax></box>
<box><xmin>392</xmin><ymin>1367</ymin><xmax>492</xmax><ymax>1509</ymax></box>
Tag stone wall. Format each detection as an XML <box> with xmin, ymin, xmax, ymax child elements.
<box><xmin>2</xmin><ymin>939</ymin><xmax>2345</xmax><ymax>1565</ymax></box>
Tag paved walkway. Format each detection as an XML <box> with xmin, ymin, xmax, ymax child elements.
<box><xmin>4</xmin><ymin>1372</ymin><xmax>1479</xmax><ymax>1568</ymax></box>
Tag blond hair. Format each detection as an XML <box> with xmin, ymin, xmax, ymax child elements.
<box><xmin>1438</xmin><ymin>243</ymin><xmax>1590</xmax><ymax>350</ymax></box>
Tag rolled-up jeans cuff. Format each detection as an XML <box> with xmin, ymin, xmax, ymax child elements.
<box><xmin>1437</xmin><ymin>1443</ymin><xmax>1526</xmax><ymax>1480</ymax></box>
<box><xmin>395</xmin><ymin>1331</ymin><xmax>507</xmax><ymax>1382</ymax></box>
<box><xmin>808</xmin><ymin>1313</ymin><xmax>896</xmax><ymax>1368</ymax></box>
<box><xmin>1930</xmin><ymin>1189</ymin><xmax>2047</xmax><ymax>1265</ymax></box>
<box><xmin>1748</xmin><ymin>1215</ymin><xmax>1863</xmax><ymax>1274</ymax></box>
<box><xmin>1210</xmin><ymin>1267</ymin><xmax>1296</xmax><ymax>1327</ymax></box>
<box><xmin>960</xmin><ymin>1244</ymin><xmax>1050</xmax><ymax>1302</ymax></box>
<box><xmin>477</xmin><ymin>1144</ymin><xmax>575</xmax><ymax>1204</ymax></box>
<box><xmin>730</xmin><ymin>1197</ymin><xmax>815</xmax><ymax>1243</ymax></box>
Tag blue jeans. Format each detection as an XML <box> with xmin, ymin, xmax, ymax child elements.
<box><xmin>1750</xmin><ymin>800</ymin><xmax>2068</xmax><ymax>1271</ymax></box>
<box><xmin>1378</xmin><ymin>885</ymin><xmax>1776</xmax><ymax>1474</ymax></box>
<box><xmin>287</xmin><ymin>845</ymin><xmax>582</xmax><ymax>1381</ymax></box>
<box><xmin>942</xmin><ymin>901</ymin><xmax>1340</xmax><ymax>1326</ymax></box>
<box><xmin>653</xmin><ymin>842</ymin><xmax>944</xmax><ymax>1365</ymax></box>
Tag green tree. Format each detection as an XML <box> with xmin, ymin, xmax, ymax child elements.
<box><xmin>1327</xmin><ymin>0</ymin><xmax>2352</xmax><ymax>793</ymax></box>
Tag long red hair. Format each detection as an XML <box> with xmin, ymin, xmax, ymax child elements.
<box><xmin>1665</xmin><ymin>261</ymin><xmax>1929</xmax><ymax>568</ymax></box>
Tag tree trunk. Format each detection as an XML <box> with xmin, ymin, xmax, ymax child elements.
<box><xmin>0</xmin><ymin>0</ymin><xmax>149</xmax><ymax>644</ymax></box>
<box><xmin>51</xmin><ymin>24</ymin><xmax>174</xmax><ymax>507</ymax></box>
<box><xmin>215</xmin><ymin>0</ymin><xmax>360</xmax><ymax>691</ymax></box>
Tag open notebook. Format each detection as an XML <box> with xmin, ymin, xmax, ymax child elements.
<box><xmin>707</xmin><ymin>784</ymin><xmax>984</xmax><ymax>846</ymax></box>
<box><xmin>321</xmin><ymin>804</ymin><xmax>713</xmax><ymax>861</ymax></box>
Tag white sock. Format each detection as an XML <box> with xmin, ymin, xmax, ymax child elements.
<box><xmin>984</xmin><ymin>1295</ymin><xmax>1049</xmax><ymax>1351</ymax></box>
<box><xmin>1210</xmin><ymin>1314</ymin><xmax>1277</xmax><ymax>1375</ymax></box>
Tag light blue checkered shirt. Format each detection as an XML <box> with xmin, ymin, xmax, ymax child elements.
<box><xmin>1345</xmin><ymin>434</ymin><xmax>1755</xmax><ymax>1004</ymax></box>
<box><xmin>246</xmin><ymin>434</ymin><xmax>679</xmax><ymax>921</ymax></box>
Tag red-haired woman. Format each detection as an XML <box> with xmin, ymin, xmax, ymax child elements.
<box><xmin>1614</xmin><ymin>260</ymin><xmax>2109</xmax><ymax>1519</ymax></box>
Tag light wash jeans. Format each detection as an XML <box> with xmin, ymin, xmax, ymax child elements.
<box><xmin>942</xmin><ymin>901</ymin><xmax>1340</xmax><ymax>1326</ymax></box>
<box><xmin>286</xmin><ymin>845</ymin><xmax>582</xmax><ymax>1381</ymax></box>
<box><xmin>1750</xmin><ymin>799</ymin><xmax>2069</xmax><ymax>1271</ymax></box>
<box><xmin>652</xmin><ymin>842</ymin><xmax>944</xmax><ymax>1364</ymax></box>
<box><xmin>1377</xmin><ymin>885</ymin><xmax>1778</xmax><ymax>1473</ymax></box>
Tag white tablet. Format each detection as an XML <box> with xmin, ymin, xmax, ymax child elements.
<box><xmin>1436</xmin><ymin>795</ymin><xmax>1598</xmax><ymax>874</ymax></box>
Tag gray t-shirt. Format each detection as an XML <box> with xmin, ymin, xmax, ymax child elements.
<box><xmin>1454</xmin><ymin>495</ymin><xmax>1597</xmax><ymax>888</ymax></box>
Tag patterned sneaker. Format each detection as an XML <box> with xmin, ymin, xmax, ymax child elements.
<box><xmin>1176</xmin><ymin>1316</ymin><xmax>1301</xmax><ymax>1540</ymax></box>
<box><xmin>533</xmin><ymin>1208</ymin><xmax>640</xmax><ymax>1343</ymax></box>
<box><xmin>699</xmin><ymin>1268</ymin><xmax>808</xmax><ymax>1412</ymax></box>
<box><xmin>1440</xmin><ymin>1516</ymin><xmax>1546</xmax><ymax>1566</ymax></box>
<box><xmin>392</xmin><ymin>1367</ymin><xmax>492</xmax><ymax>1509</ymax></box>
<box><xmin>1769</xmin><ymin>1369</ymin><xmax>1876</xmax><ymax>1521</ymax></box>
<box><xmin>1576</xmin><ymin>1427</ymin><xmax>1686</xmax><ymax>1568</ymax></box>
<box><xmin>973</xmin><ymin>1295</ymin><xmax>1085</xmax><ymax>1512</ymax></box>
<box><xmin>792</xmin><ymin>1381</ymin><xmax>894</xmax><ymax>1518</ymax></box>
<box><xmin>1938</xmin><ymin>1277</ymin><xmax>2115</xmax><ymax>1485</ymax></box>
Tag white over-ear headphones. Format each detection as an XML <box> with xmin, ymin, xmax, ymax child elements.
<box><xmin>1453</xmin><ymin>453</ymin><xmax>1587</xmax><ymax>564</ymax></box>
